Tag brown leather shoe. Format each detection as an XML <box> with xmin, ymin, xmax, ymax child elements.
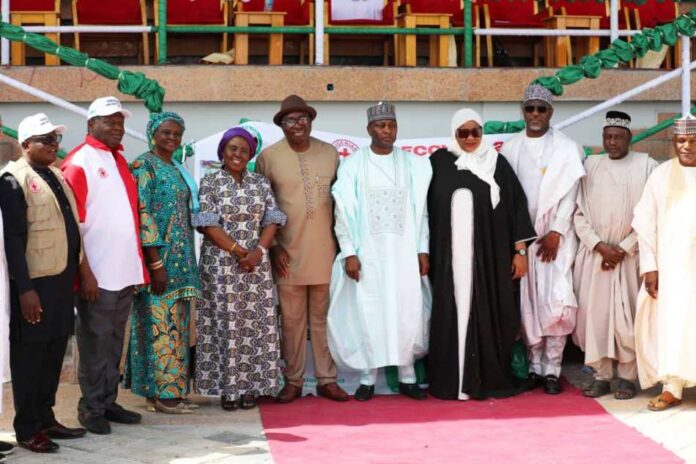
<box><xmin>317</xmin><ymin>382</ymin><xmax>349</xmax><ymax>402</ymax></box>
<box><xmin>275</xmin><ymin>384</ymin><xmax>302</xmax><ymax>404</ymax></box>
<box><xmin>18</xmin><ymin>432</ymin><xmax>59</xmax><ymax>453</ymax></box>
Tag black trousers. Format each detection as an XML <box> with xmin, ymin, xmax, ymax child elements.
<box><xmin>76</xmin><ymin>287</ymin><xmax>132</xmax><ymax>417</ymax></box>
<box><xmin>10</xmin><ymin>336</ymin><xmax>69</xmax><ymax>441</ymax></box>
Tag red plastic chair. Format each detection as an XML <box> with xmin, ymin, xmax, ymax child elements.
<box><xmin>10</xmin><ymin>0</ymin><xmax>61</xmax><ymax>65</ymax></box>
<box><xmin>237</xmin><ymin>0</ymin><xmax>314</xmax><ymax>63</ymax></box>
<box><xmin>323</xmin><ymin>0</ymin><xmax>399</xmax><ymax>64</ymax></box>
<box><xmin>478</xmin><ymin>0</ymin><xmax>544</xmax><ymax>66</ymax></box>
<box><xmin>155</xmin><ymin>0</ymin><xmax>230</xmax><ymax>61</ymax></box>
<box><xmin>72</xmin><ymin>0</ymin><xmax>150</xmax><ymax>64</ymax></box>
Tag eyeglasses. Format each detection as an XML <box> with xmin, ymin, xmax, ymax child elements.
<box><xmin>524</xmin><ymin>105</ymin><xmax>549</xmax><ymax>114</ymax></box>
<box><xmin>281</xmin><ymin>115</ymin><xmax>310</xmax><ymax>127</ymax></box>
<box><xmin>456</xmin><ymin>128</ymin><xmax>481</xmax><ymax>139</ymax></box>
<box><xmin>27</xmin><ymin>134</ymin><xmax>62</xmax><ymax>145</ymax></box>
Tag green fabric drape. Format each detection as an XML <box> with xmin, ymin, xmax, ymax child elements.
<box><xmin>0</xmin><ymin>21</ymin><xmax>165</xmax><ymax>113</ymax></box>
<box><xmin>531</xmin><ymin>11</ymin><xmax>696</xmax><ymax>97</ymax></box>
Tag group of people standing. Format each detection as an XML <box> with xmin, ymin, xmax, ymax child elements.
<box><xmin>0</xmin><ymin>84</ymin><xmax>693</xmax><ymax>456</ymax></box>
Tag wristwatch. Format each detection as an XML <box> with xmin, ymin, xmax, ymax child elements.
<box><xmin>516</xmin><ymin>248</ymin><xmax>527</xmax><ymax>256</ymax></box>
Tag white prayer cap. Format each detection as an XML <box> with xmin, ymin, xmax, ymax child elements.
<box><xmin>673</xmin><ymin>114</ymin><xmax>696</xmax><ymax>135</ymax></box>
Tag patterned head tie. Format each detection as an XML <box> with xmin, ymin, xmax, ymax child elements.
<box><xmin>673</xmin><ymin>113</ymin><xmax>696</xmax><ymax>135</ymax></box>
<box><xmin>367</xmin><ymin>101</ymin><xmax>396</xmax><ymax>123</ymax></box>
<box><xmin>217</xmin><ymin>127</ymin><xmax>258</xmax><ymax>161</ymax></box>
<box><xmin>147</xmin><ymin>111</ymin><xmax>186</xmax><ymax>146</ymax></box>
<box><xmin>523</xmin><ymin>85</ymin><xmax>554</xmax><ymax>106</ymax></box>
<box><xmin>604</xmin><ymin>110</ymin><xmax>631</xmax><ymax>132</ymax></box>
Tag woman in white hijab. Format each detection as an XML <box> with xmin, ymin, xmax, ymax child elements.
<box><xmin>427</xmin><ymin>108</ymin><xmax>536</xmax><ymax>400</ymax></box>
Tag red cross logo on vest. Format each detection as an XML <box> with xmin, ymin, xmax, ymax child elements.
<box><xmin>29</xmin><ymin>180</ymin><xmax>41</xmax><ymax>193</ymax></box>
<box><xmin>97</xmin><ymin>167</ymin><xmax>109</xmax><ymax>179</ymax></box>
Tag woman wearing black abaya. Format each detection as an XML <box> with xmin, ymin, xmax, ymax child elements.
<box><xmin>427</xmin><ymin>109</ymin><xmax>536</xmax><ymax>400</ymax></box>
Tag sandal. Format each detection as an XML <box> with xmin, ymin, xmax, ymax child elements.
<box><xmin>221</xmin><ymin>396</ymin><xmax>239</xmax><ymax>411</ymax></box>
<box><xmin>582</xmin><ymin>380</ymin><xmax>611</xmax><ymax>398</ymax></box>
<box><xmin>240</xmin><ymin>394</ymin><xmax>257</xmax><ymax>410</ymax></box>
<box><xmin>647</xmin><ymin>392</ymin><xmax>682</xmax><ymax>411</ymax></box>
<box><xmin>614</xmin><ymin>379</ymin><xmax>636</xmax><ymax>400</ymax></box>
<box><xmin>181</xmin><ymin>398</ymin><xmax>200</xmax><ymax>409</ymax></box>
<box><xmin>155</xmin><ymin>399</ymin><xmax>193</xmax><ymax>415</ymax></box>
<box><xmin>146</xmin><ymin>397</ymin><xmax>156</xmax><ymax>412</ymax></box>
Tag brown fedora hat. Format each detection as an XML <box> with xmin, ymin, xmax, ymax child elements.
<box><xmin>273</xmin><ymin>95</ymin><xmax>317</xmax><ymax>127</ymax></box>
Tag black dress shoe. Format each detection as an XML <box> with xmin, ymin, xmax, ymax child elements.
<box><xmin>354</xmin><ymin>384</ymin><xmax>375</xmax><ymax>401</ymax></box>
<box><xmin>43</xmin><ymin>421</ymin><xmax>87</xmax><ymax>439</ymax></box>
<box><xmin>544</xmin><ymin>375</ymin><xmax>564</xmax><ymax>395</ymax></box>
<box><xmin>18</xmin><ymin>433</ymin><xmax>59</xmax><ymax>453</ymax></box>
<box><xmin>105</xmin><ymin>403</ymin><xmax>142</xmax><ymax>424</ymax></box>
<box><xmin>0</xmin><ymin>441</ymin><xmax>14</xmax><ymax>454</ymax></box>
<box><xmin>78</xmin><ymin>412</ymin><xmax>111</xmax><ymax>435</ymax></box>
<box><xmin>398</xmin><ymin>382</ymin><xmax>427</xmax><ymax>400</ymax></box>
<box><xmin>523</xmin><ymin>372</ymin><xmax>544</xmax><ymax>391</ymax></box>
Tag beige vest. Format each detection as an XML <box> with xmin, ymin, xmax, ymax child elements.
<box><xmin>5</xmin><ymin>158</ymin><xmax>81</xmax><ymax>279</ymax></box>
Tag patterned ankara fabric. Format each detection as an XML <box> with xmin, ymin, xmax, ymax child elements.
<box><xmin>125</xmin><ymin>152</ymin><xmax>201</xmax><ymax>399</ymax></box>
<box><xmin>146</xmin><ymin>112</ymin><xmax>186</xmax><ymax>146</ymax></box>
<box><xmin>194</xmin><ymin>169</ymin><xmax>286</xmax><ymax>399</ymax></box>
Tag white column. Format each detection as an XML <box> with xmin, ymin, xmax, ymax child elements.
<box><xmin>610</xmin><ymin>0</ymin><xmax>619</xmax><ymax>43</ymax></box>
<box><xmin>315</xmin><ymin>0</ymin><xmax>324</xmax><ymax>65</ymax></box>
<box><xmin>682</xmin><ymin>35</ymin><xmax>691</xmax><ymax>117</ymax></box>
<box><xmin>1</xmin><ymin>0</ymin><xmax>10</xmax><ymax>66</ymax></box>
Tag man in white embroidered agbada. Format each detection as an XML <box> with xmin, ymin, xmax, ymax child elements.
<box><xmin>328</xmin><ymin>102</ymin><xmax>432</xmax><ymax>401</ymax></box>
<box><xmin>502</xmin><ymin>85</ymin><xmax>586</xmax><ymax>395</ymax></box>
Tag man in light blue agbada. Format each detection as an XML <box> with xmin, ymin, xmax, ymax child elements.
<box><xmin>328</xmin><ymin>102</ymin><xmax>432</xmax><ymax>401</ymax></box>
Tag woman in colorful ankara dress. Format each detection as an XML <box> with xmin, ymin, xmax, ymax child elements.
<box><xmin>194</xmin><ymin>127</ymin><xmax>286</xmax><ymax>411</ymax></box>
<box><xmin>126</xmin><ymin>112</ymin><xmax>201</xmax><ymax>414</ymax></box>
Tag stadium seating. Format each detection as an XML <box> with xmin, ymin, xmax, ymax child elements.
<box><xmin>72</xmin><ymin>0</ymin><xmax>150</xmax><ymax>64</ymax></box>
<box><xmin>155</xmin><ymin>0</ymin><xmax>230</xmax><ymax>62</ymax></box>
<box><xmin>9</xmin><ymin>0</ymin><xmax>61</xmax><ymax>65</ymax></box>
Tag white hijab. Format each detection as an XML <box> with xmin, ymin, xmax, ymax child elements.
<box><xmin>447</xmin><ymin>108</ymin><xmax>500</xmax><ymax>208</ymax></box>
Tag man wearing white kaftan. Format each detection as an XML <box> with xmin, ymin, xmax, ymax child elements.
<box><xmin>633</xmin><ymin>115</ymin><xmax>696</xmax><ymax>412</ymax></box>
<box><xmin>328</xmin><ymin>103</ymin><xmax>432</xmax><ymax>401</ymax></box>
<box><xmin>572</xmin><ymin>111</ymin><xmax>657</xmax><ymax>400</ymax></box>
<box><xmin>502</xmin><ymin>85</ymin><xmax>585</xmax><ymax>394</ymax></box>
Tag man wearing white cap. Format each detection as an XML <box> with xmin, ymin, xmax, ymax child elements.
<box><xmin>633</xmin><ymin>114</ymin><xmax>696</xmax><ymax>412</ymax></box>
<box><xmin>0</xmin><ymin>113</ymin><xmax>87</xmax><ymax>452</ymax></box>
<box><xmin>502</xmin><ymin>84</ymin><xmax>585</xmax><ymax>395</ymax></box>
<box><xmin>572</xmin><ymin>111</ymin><xmax>657</xmax><ymax>400</ymax></box>
<box><xmin>62</xmin><ymin>97</ymin><xmax>147</xmax><ymax>434</ymax></box>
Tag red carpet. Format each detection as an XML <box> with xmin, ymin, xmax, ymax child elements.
<box><xmin>259</xmin><ymin>386</ymin><xmax>681</xmax><ymax>464</ymax></box>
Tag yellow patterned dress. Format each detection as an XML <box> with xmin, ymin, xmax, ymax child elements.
<box><xmin>125</xmin><ymin>152</ymin><xmax>201</xmax><ymax>399</ymax></box>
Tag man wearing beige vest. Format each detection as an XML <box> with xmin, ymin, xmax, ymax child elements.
<box><xmin>256</xmin><ymin>95</ymin><xmax>348</xmax><ymax>403</ymax></box>
<box><xmin>0</xmin><ymin>114</ymin><xmax>86</xmax><ymax>453</ymax></box>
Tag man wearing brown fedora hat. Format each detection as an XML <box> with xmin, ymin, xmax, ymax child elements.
<box><xmin>256</xmin><ymin>95</ymin><xmax>348</xmax><ymax>403</ymax></box>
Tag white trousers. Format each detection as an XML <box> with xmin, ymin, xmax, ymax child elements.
<box><xmin>528</xmin><ymin>335</ymin><xmax>567</xmax><ymax>377</ymax></box>
<box><xmin>360</xmin><ymin>365</ymin><xmax>417</xmax><ymax>386</ymax></box>
<box><xmin>663</xmin><ymin>376</ymin><xmax>686</xmax><ymax>400</ymax></box>
<box><xmin>589</xmin><ymin>357</ymin><xmax>637</xmax><ymax>382</ymax></box>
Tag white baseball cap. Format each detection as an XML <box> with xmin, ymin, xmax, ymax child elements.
<box><xmin>18</xmin><ymin>113</ymin><xmax>67</xmax><ymax>144</ymax></box>
<box><xmin>87</xmin><ymin>96</ymin><xmax>133</xmax><ymax>120</ymax></box>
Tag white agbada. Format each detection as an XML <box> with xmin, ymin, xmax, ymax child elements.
<box><xmin>632</xmin><ymin>158</ymin><xmax>696</xmax><ymax>389</ymax></box>
<box><xmin>502</xmin><ymin>128</ymin><xmax>586</xmax><ymax>345</ymax></box>
<box><xmin>328</xmin><ymin>146</ymin><xmax>432</xmax><ymax>371</ymax></box>
<box><xmin>0</xmin><ymin>206</ymin><xmax>10</xmax><ymax>414</ymax></box>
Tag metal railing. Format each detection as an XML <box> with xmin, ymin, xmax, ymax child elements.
<box><xmin>0</xmin><ymin>0</ymin><xmax>657</xmax><ymax>67</ymax></box>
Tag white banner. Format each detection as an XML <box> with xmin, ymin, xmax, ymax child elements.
<box><xmin>191</xmin><ymin>120</ymin><xmax>512</xmax><ymax>395</ymax></box>
<box><xmin>192</xmin><ymin>120</ymin><xmax>512</xmax><ymax>182</ymax></box>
